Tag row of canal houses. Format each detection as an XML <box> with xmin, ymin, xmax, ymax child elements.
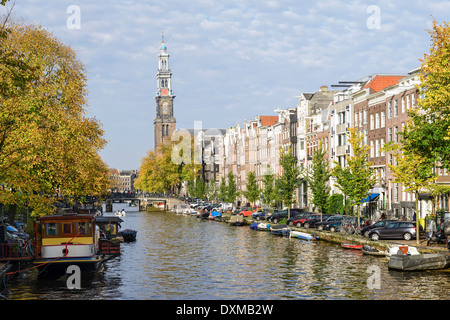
<box><xmin>193</xmin><ymin>67</ymin><xmax>450</xmax><ymax>221</ymax></box>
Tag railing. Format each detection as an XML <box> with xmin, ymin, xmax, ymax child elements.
<box><xmin>0</xmin><ymin>240</ymin><xmax>35</xmax><ymax>261</ymax></box>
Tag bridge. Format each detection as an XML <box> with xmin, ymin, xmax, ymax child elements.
<box><xmin>104</xmin><ymin>193</ymin><xmax>185</xmax><ymax>212</ymax></box>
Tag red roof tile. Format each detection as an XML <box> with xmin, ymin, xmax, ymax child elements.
<box><xmin>363</xmin><ymin>75</ymin><xmax>404</xmax><ymax>93</ymax></box>
<box><xmin>260</xmin><ymin>116</ymin><xmax>278</xmax><ymax>127</ymax></box>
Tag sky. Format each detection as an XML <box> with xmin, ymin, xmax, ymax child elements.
<box><xmin>2</xmin><ymin>0</ymin><xmax>450</xmax><ymax>171</ymax></box>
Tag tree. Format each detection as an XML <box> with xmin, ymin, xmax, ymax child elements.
<box><xmin>276</xmin><ymin>147</ymin><xmax>300</xmax><ymax>219</ymax></box>
<box><xmin>243</xmin><ymin>171</ymin><xmax>260</xmax><ymax>207</ymax></box>
<box><xmin>383</xmin><ymin>141</ymin><xmax>436</xmax><ymax>244</ymax></box>
<box><xmin>262</xmin><ymin>165</ymin><xmax>277</xmax><ymax>208</ymax></box>
<box><xmin>332</xmin><ymin>128</ymin><xmax>376</xmax><ymax>229</ymax></box>
<box><xmin>226</xmin><ymin>172</ymin><xmax>238</xmax><ymax>205</ymax></box>
<box><xmin>219</xmin><ymin>177</ymin><xmax>228</xmax><ymax>203</ymax></box>
<box><xmin>0</xmin><ymin>21</ymin><xmax>109</xmax><ymax>217</ymax></box>
<box><xmin>403</xmin><ymin>20</ymin><xmax>450</xmax><ymax>170</ymax></box>
<box><xmin>134</xmin><ymin>140</ymin><xmax>180</xmax><ymax>194</ymax></box>
<box><xmin>302</xmin><ymin>139</ymin><xmax>331</xmax><ymax>219</ymax></box>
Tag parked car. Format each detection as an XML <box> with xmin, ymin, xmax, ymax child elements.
<box><xmin>292</xmin><ymin>214</ymin><xmax>319</xmax><ymax>228</ymax></box>
<box><xmin>286</xmin><ymin>211</ymin><xmax>313</xmax><ymax>226</ymax></box>
<box><xmin>239</xmin><ymin>207</ymin><xmax>259</xmax><ymax>217</ymax></box>
<box><xmin>315</xmin><ymin>215</ymin><xmax>345</xmax><ymax>231</ymax></box>
<box><xmin>368</xmin><ymin>221</ymin><xmax>423</xmax><ymax>241</ymax></box>
<box><xmin>360</xmin><ymin>219</ymin><xmax>396</xmax><ymax>237</ymax></box>
<box><xmin>252</xmin><ymin>208</ymin><xmax>275</xmax><ymax>220</ymax></box>
<box><xmin>267</xmin><ymin>209</ymin><xmax>305</xmax><ymax>224</ymax></box>
<box><xmin>326</xmin><ymin>216</ymin><xmax>368</xmax><ymax>233</ymax></box>
<box><xmin>302</xmin><ymin>214</ymin><xmax>332</xmax><ymax>229</ymax></box>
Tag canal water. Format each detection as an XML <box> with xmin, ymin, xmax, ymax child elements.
<box><xmin>4</xmin><ymin>203</ymin><xmax>450</xmax><ymax>300</ymax></box>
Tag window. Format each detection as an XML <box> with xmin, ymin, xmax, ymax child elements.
<box><xmin>394</xmin><ymin>99</ymin><xmax>398</xmax><ymax>117</ymax></box>
<box><xmin>62</xmin><ymin>223</ymin><xmax>73</xmax><ymax>235</ymax></box>
<box><xmin>406</xmin><ymin>95</ymin><xmax>410</xmax><ymax>109</ymax></box>
<box><xmin>401</xmin><ymin>97</ymin><xmax>405</xmax><ymax>113</ymax></box>
<box><xmin>388</xmin><ymin>101</ymin><xmax>392</xmax><ymax>118</ymax></box>
<box><xmin>381</xmin><ymin>138</ymin><xmax>385</xmax><ymax>156</ymax></box>
<box><xmin>375</xmin><ymin>140</ymin><xmax>380</xmax><ymax>157</ymax></box>
<box><xmin>370</xmin><ymin>140</ymin><xmax>374</xmax><ymax>158</ymax></box>
<box><xmin>375</xmin><ymin>113</ymin><xmax>380</xmax><ymax>129</ymax></box>
<box><xmin>355</xmin><ymin>112</ymin><xmax>359</xmax><ymax>127</ymax></box>
<box><xmin>388</xmin><ymin>127</ymin><xmax>392</xmax><ymax>141</ymax></box>
<box><xmin>76</xmin><ymin>222</ymin><xmax>90</xmax><ymax>235</ymax></box>
<box><xmin>45</xmin><ymin>223</ymin><xmax>59</xmax><ymax>236</ymax></box>
<box><xmin>380</xmin><ymin>111</ymin><xmax>385</xmax><ymax>128</ymax></box>
<box><xmin>364</xmin><ymin>110</ymin><xmax>367</xmax><ymax>124</ymax></box>
<box><xmin>394</xmin><ymin>126</ymin><xmax>398</xmax><ymax>142</ymax></box>
<box><xmin>370</xmin><ymin>114</ymin><xmax>374</xmax><ymax>130</ymax></box>
<box><xmin>411</xmin><ymin>94</ymin><xmax>416</xmax><ymax>107</ymax></box>
<box><xmin>338</xmin><ymin>111</ymin><xmax>345</xmax><ymax>124</ymax></box>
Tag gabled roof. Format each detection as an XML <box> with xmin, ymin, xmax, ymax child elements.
<box><xmin>259</xmin><ymin>116</ymin><xmax>278</xmax><ymax>127</ymax></box>
<box><xmin>363</xmin><ymin>75</ymin><xmax>404</xmax><ymax>94</ymax></box>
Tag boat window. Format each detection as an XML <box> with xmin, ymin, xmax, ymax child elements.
<box><xmin>44</xmin><ymin>223</ymin><xmax>60</xmax><ymax>236</ymax></box>
<box><xmin>76</xmin><ymin>222</ymin><xmax>90</xmax><ymax>235</ymax></box>
<box><xmin>62</xmin><ymin>223</ymin><xmax>73</xmax><ymax>235</ymax></box>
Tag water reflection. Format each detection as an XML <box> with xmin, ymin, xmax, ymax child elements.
<box><xmin>4</xmin><ymin>203</ymin><xmax>450</xmax><ymax>300</ymax></box>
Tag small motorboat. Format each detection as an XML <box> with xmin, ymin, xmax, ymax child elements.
<box><xmin>118</xmin><ymin>229</ymin><xmax>137</xmax><ymax>242</ymax></box>
<box><xmin>388</xmin><ymin>251</ymin><xmax>450</xmax><ymax>271</ymax></box>
<box><xmin>341</xmin><ymin>243</ymin><xmax>363</xmax><ymax>250</ymax></box>
<box><xmin>270</xmin><ymin>224</ymin><xmax>290</xmax><ymax>236</ymax></box>
<box><xmin>250</xmin><ymin>222</ymin><xmax>269</xmax><ymax>231</ymax></box>
<box><xmin>290</xmin><ymin>230</ymin><xmax>316</xmax><ymax>241</ymax></box>
<box><xmin>385</xmin><ymin>245</ymin><xmax>420</xmax><ymax>258</ymax></box>
<box><xmin>114</xmin><ymin>210</ymin><xmax>126</xmax><ymax>217</ymax></box>
<box><xmin>362</xmin><ymin>245</ymin><xmax>386</xmax><ymax>256</ymax></box>
<box><xmin>209</xmin><ymin>211</ymin><xmax>222</xmax><ymax>220</ymax></box>
<box><xmin>229</xmin><ymin>214</ymin><xmax>244</xmax><ymax>226</ymax></box>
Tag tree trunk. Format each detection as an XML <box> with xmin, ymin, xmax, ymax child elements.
<box><xmin>415</xmin><ymin>191</ymin><xmax>420</xmax><ymax>246</ymax></box>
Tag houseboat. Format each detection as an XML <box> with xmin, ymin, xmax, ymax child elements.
<box><xmin>33</xmin><ymin>214</ymin><xmax>105</xmax><ymax>278</ymax></box>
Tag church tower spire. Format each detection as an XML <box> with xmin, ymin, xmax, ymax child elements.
<box><xmin>154</xmin><ymin>32</ymin><xmax>176</xmax><ymax>150</ymax></box>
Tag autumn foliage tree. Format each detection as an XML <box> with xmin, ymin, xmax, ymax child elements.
<box><xmin>0</xmin><ymin>20</ymin><xmax>109</xmax><ymax>217</ymax></box>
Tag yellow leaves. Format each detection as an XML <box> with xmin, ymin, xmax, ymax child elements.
<box><xmin>0</xmin><ymin>21</ymin><xmax>109</xmax><ymax>216</ymax></box>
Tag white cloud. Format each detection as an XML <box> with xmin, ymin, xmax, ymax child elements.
<box><xmin>5</xmin><ymin>0</ymin><xmax>450</xmax><ymax>169</ymax></box>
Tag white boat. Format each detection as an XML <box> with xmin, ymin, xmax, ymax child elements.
<box><xmin>385</xmin><ymin>245</ymin><xmax>420</xmax><ymax>258</ymax></box>
<box><xmin>388</xmin><ymin>252</ymin><xmax>450</xmax><ymax>271</ymax></box>
<box><xmin>114</xmin><ymin>210</ymin><xmax>126</xmax><ymax>217</ymax></box>
<box><xmin>290</xmin><ymin>230</ymin><xmax>315</xmax><ymax>241</ymax></box>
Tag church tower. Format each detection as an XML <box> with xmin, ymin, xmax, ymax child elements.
<box><xmin>154</xmin><ymin>33</ymin><xmax>176</xmax><ymax>150</ymax></box>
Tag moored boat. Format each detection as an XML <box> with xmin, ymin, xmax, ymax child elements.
<box><xmin>341</xmin><ymin>243</ymin><xmax>363</xmax><ymax>250</ymax></box>
<box><xmin>33</xmin><ymin>214</ymin><xmax>105</xmax><ymax>278</ymax></box>
<box><xmin>250</xmin><ymin>222</ymin><xmax>269</xmax><ymax>231</ymax></box>
<box><xmin>270</xmin><ymin>224</ymin><xmax>290</xmax><ymax>236</ymax></box>
<box><xmin>228</xmin><ymin>214</ymin><xmax>244</xmax><ymax>226</ymax></box>
<box><xmin>118</xmin><ymin>229</ymin><xmax>137</xmax><ymax>242</ymax></box>
<box><xmin>362</xmin><ymin>245</ymin><xmax>385</xmax><ymax>256</ymax></box>
<box><xmin>385</xmin><ymin>245</ymin><xmax>420</xmax><ymax>257</ymax></box>
<box><xmin>290</xmin><ymin>230</ymin><xmax>315</xmax><ymax>241</ymax></box>
<box><xmin>388</xmin><ymin>252</ymin><xmax>450</xmax><ymax>271</ymax></box>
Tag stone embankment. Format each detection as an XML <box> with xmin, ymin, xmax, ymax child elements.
<box><xmin>216</xmin><ymin>213</ymin><xmax>449</xmax><ymax>255</ymax></box>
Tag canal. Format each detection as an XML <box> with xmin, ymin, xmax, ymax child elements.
<box><xmin>4</xmin><ymin>203</ymin><xmax>450</xmax><ymax>300</ymax></box>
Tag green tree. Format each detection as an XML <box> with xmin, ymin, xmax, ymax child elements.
<box><xmin>262</xmin><ymin>165</ymin><xmax>277</xmax><ymax>208</ymax></box>
<box><xmin>302</xmin><ymin>139</ymin><xmax>331</xmax><ymax>220</ymax></box>
<box><xmin>276</xmin><ymin>147</ymin><xmax>300</xmax><ymax>219</ymax></box>
<box><xmin>332</xmin><ymin>128</ymin><xmax>376</xmax><ymax>229</ymax></box>
<box><xmin>226</xmin><ymin>172</ymin><xmax>238</xmax><ymax>205</ymax></box>
<box><xmin>243</xmin><ymin>171</ymin><xmax>260</xmax><ymax>207</ymax></box>
<box><xmin>403</xmin><ymin>20</ymin><xmax>450</xmax><ymax>170</ymax></box>
<box><xmin>384</xmin><ymin>141</ymin><xmax>436</xmax><ymax>244</ymax></box>
<box><xmin>219</xmin><ymin>177</ymin><xmax>228</xmax><ymax>203</ymax></box>
<box><xmin>328</xmin><ymin>193</ymin><xmax>344</xmax><ymax>215</ymax></box>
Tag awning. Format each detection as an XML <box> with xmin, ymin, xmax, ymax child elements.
<box><xmin>361</xmin><ymin>193</ymin><xmax>380</xmax><ymax>203</ymax></box>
